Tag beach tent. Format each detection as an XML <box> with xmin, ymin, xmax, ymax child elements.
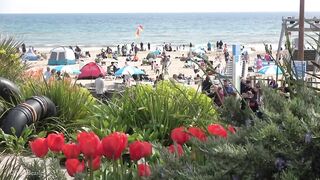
<box><xmin>23</xmin><ymin>48</ymin><xmax>38</xmax><ymax>61</ymax></box>
<box><xmin>78</xmin><ymin>62</ymin><xmax>105</xmax><ymax>79</ymax></box>
<box><xmin>48</xmin><ymin>47</ymin><xmax>76</xmax><ymax>65</ymax></box>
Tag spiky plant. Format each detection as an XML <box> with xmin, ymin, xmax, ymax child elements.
<box><xmin>0</xmin><ymin>35</ymin><xmax>26</xmax><ymax>83</ymax></box>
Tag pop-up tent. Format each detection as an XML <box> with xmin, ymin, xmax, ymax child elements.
<box><xmin>23</xmin><ymin>48</ymin><xmax>38</xmax><ymax>61</ymax></box>
<box><xmin>77</xmin><ymin>62</ymin><xmax>105</xmax><ymax>79</ymax></box>
<box><xmin>48</xmin><ymin>47</ymin><xmax>76</xmax><ymax>65</ymax></box>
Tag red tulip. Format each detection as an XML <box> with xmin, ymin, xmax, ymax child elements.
<box><xmin>47</xmin><ymin>133</ymin><xmax>65</xmax><ymax>152</ymax></box>
<box><xmin>77</xmin><ymin>132</ymin><xmax>101</xmax><ymax>159</ymax></box>
<box><xmin>101</xmin><ymin>132</ymin><xmax>128</xmax><ymax>160</ymax></box>
<box><xmin>62</xmin><ymin>143</ymin><xmax>80</xmax><ymax>159</ymax></box>
<box><xmin>188</xmin><ymin>127</ymin><xmax>207</xmax><ymax>141</ymax></box>
<box><xmin>168</xmin><ymin>144</ymin><xmax>184</xmax><ymax>156</ymax></box>
<box><xmin>171</xmin><ymin>127</ymin><xmax>190</xmax><ymax>144</ymax></box>
<box><xmin>65</xmin><ymin>159</ymin><xmax>85</xmax><ymax>177</ymax></box>
<box><xmin>228</xmin><ymin>125</ymin><xmax>236</xmax><ymax>134</ymax></box>
<box><xmin>137</xmin><ymin>164</ymin><xmax>151</xmax><ymax>177</ymax></box>
<box><xmin>129</xmin><ymin>141</ymin><xmax>152</xmax><ymax>161</ymax></box>
<box><xmin>207</xmin><ymin>124</ymin><xmax>227</xmax><ymax>138</ymax></box>
<box><xmin>87</xmin><ymin>156</ymin><xmax>101</xmax><ymax>171</ymax></box>
<box><xmin>29</xmin><ymin>138</ymin><xmax>48</xmax><ymax>158</ymax></box>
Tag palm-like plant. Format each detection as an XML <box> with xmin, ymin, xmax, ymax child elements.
<box><xmin>0</xmin><ymin>35</ymin><xmax>26</xmax><ymax>83</ymax></box>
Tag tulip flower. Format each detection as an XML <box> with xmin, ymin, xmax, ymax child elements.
<box><xmin>47</xmin><ymin>133</ymin><xmax>65</xmax><ymax>152</ymax></box>
<box><xmin>168</xmin><ymin>144</ymin><xmax>184</xmax><ymax>156</ymax></box>
<box><xmin>137</xmin><ymin>164</ymin><xmax>151</xmax><ymax>177</ymax></box>
<box><xmin>62</xmin><ymin>143</ymin><xmax>80</xmax><ymax>159</ymax></box>
<box><xmin>65</xmin><ymin>159</ymin><xmax>85</xmax><ymax>177</ymax></box>
<box><xmin>228</xmin><ymin>125</ymin><xmax>236</xmax><ymax>134</ymax></box>
<box><xmin>207</xmin><ymin>124</ymin><xmax>228</xmax><ymax>138</ymax></box>
<box><xmin>77</xmin><ymin>132</ymin><xmax>101</xmax><ymax>159</ymax></box>
<box><xmin>29</xmin><ymin>138</ymin><xmax>48</xmax><ymax>158</ymax></box>
<box><xmin>171</xmin><ymin>127</ymin><xmax>190</xmax><ymax>144</ymax></box>
<box><xmin>101</xmin><ymin>132</ymin><xmax>128</xmax><ymax>160</ymax></box>
<box><xmin>188</xmin><ymin>127</ymin><xmax>207</xmax><ymax>141</ymax></box>
<box><xmin>87</xmin><ymin>156</ymin><xmax>101</xmax><ymax>171</ymax></box>
<box><xmin>129</xmin><ymin>141</ymin><xmax>152</xmax><ymax>161</ymax></box>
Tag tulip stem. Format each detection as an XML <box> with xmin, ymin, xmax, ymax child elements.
<box><xmin>44</xmin><ymin>158</ymin><xmax>48</xmax><ymax>180</ymax></box>
<box><xmin>119</xmin><ymin>159</ymin><xmax>122</xmax><ymax>180</ymax></box>
<box><xmin>89</xmin><ymin>158</ymin><xmax>94</xmax><ymax>180</ymax></box>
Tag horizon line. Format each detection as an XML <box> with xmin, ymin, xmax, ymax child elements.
<box><xmin>1</xmin><ymin>11</ymin><xmax>320</xmax><ymax>14</ymax></box>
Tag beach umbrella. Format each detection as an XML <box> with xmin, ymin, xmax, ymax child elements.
<box><xmin>153</xmin><ymin>49</ymin><xmax>161</xmax><ymax>55</ymax></box>
<box><xmin>52</xmin><ymin>65</ymin><xmax>80</xmax><ymax>75</ymax></box>
<box><xmin>191</xmin><ymin>47</ymin><xmax>206</xmax><ymax>55</ymax></box>
<box><xmin>146</xmin><ymin>52</ymin><xmax>156</xmax><ymax>60</ymax></box>
<box><xmin>114</xmin><ymin>66</ymin><xmax>145</xmax><ymax>76</ymax></box>
<box><xmin>257</xmin><ymin>65</ymin><xmax>283</xmax><ymax>75</ymax></box>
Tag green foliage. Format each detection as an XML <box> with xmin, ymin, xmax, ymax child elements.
<box><xmin>0</xmin><ymin>126</ymin><xmax>35</xmax><ymax>154</ymax></box>
<box><xmin>20</xmin><ymin>79</ymin><xmax>95</xmax><ymax>135</ymax></box>
<box><xmin>0</xmin><ymin>155</ymin><xmax>24</xmax><ymax>180</ymax></box>
<box><xmin>0</xmin><ymin>35</ymin><xmax>26</xmax><ymax>83</ymax></box>
<box><xmin>20</xmin><ymin>158</ymin><xmax>67</xmax><ymax>180</ymax></box>
<box><xmin>151</xmin><ymin>86</ymin><xmax>320</xmax><ymax>179</ymax></box>
<box><xmin>218</xmin><ymin>96</ymin><xmax>253</xmax><ymax>126</ymax></box>
<box><xmin>88</xmin><ymin>80</ymin><xmax>218</xmax><ymax>144</ymax></box>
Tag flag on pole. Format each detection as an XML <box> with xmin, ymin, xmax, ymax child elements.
<box><xmin>135</xmin><ymin>25</ymin><xmax>144</xmax><ymax>38</ymax></box>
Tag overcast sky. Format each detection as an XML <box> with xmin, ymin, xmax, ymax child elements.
<box><xmin>0</xmin><ymin>0</ymin><xmax>320</xmax><ymax>13</ymax></box>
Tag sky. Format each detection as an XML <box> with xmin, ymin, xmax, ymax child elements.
<box><xmin>0</xmin><ymin>0</ymin><xmax>320</xmax><ymax>13</ymax></box>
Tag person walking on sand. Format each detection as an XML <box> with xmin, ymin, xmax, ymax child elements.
<box><xmin>148</xmin><ymin>42</ymin><xmax>151</xmax><ymax>51</ymax></box>
<box><xmin>43</xmin><ymin>67</ymin><xmax>51</xmax><ymax>82</ymax></box>
<box><xmin>207</xmin><ymin>42</ymin><xmax>212</xmax><ymax>51</ymax></box>
<box><xmin>134</xmin><ymin>45</ymin><xmax>139</xmax><ymax>56</ymax></box>
<box><xmin>117</xmin><ymin>45</ymin><xmax>120</xmax><ymax>55</ymax></box>
<box><xmin>140</xmin><ymin>42</ymin><xmax>144</xmax><ymax>51</ymax></box>
<box><xmin>21</xmin><ymin>43</ymin><xmax>26</xmax><ymax>54</ymax></box>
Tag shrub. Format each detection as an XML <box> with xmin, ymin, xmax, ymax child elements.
<box><xmin>0</xmin><ymin>35</ymin><xmax>26</xmax><ymax>83</ymax></box>
<box><xmin>150</xmin><ymin>86</ymin><xmax>320</xmax><ymax>179</ymax></box>
<box><xmin>20</xmin><ymin>79</ymin><xmax>95</xmax><ymax>135</ymax></box>
<box><xmin>88</xmin><ymin>80</ymin><xmax>218</xmax><ymax>144</ymax></box>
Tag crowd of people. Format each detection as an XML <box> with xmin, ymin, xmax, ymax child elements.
<box><xmin>43</xmin><ymin>67</ymin><xmax>70</xmax><ymax>82</ymax></box>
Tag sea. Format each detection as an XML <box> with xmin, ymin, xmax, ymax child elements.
<box><xmin>0</xmin><ymin>12</ymin><xmax>320</xmax><ymax>50</ymax></box>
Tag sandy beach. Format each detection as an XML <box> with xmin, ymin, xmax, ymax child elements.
<box><xmin>26</xmin><ymin>45</ymin><xmax>269</xmax><ymax>91</ymax></box>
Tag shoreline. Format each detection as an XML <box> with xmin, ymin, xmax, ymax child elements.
<box><xmin>32</xmin><ymin>43</ymin><xmax>274</xmax><ymax>53</ymax></box>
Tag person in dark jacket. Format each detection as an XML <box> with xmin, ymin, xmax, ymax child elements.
<box><xmin>202</xmin><ymin>76</ymin><xmax>212</xmax><ymax>93</ymax></box>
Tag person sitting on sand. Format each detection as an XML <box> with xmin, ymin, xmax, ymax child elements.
<box><xmin>194</xmin><ymin>74</ymin><xmax>201</xmax><ymax>85</ymax></box>
<box><xmin>56</xmin><ymin>71</ymin><xmax>62</xmax><ymax>81</ymax></box>
<box><xmin>207</xmin><ymin>84</ymin><xmax>224</xmax><ymax>106</ymax></box>
<box><xmin>202</xmin><ymin>76</ymin><xmax>212</xmax><ymax>93</ymax></box>
<box><xmin>180</xmin><ymin>54</ymin><xmax>187</xmax><ymax>61</ymax></box>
